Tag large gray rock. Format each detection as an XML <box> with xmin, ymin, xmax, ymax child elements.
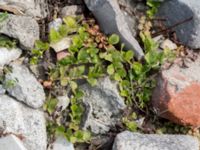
<box><xmin>83</xmin><ymin>0</ymin><xmax>144</xmax><ymax>60</ymax></box>
<box><xmin>0</xmin><ymin>14</ymin><xmax>39</xmax><ymax>50</ymax></box>
<box><xmin>81</xmin><ymin>77</ymin><xmax>126</xmax><ymax>134</ymax></box>
<box><xmin>0</xmin><ymin>47</ymin><xmax>22</xmax><ymax>68</ymax></box>
<box><xmin>4</xmin><ymin>63</ymin><xmax>45</xmax><ymax>108</ymax></box>
<box><xmin>0</xmin><ymin>0</ymin><xmax>48</xmax><ymax>18</ymax></box>
<box><xmin>0</xmin><ymin>95</ymin><xmax>47</xmax><ymax>150</ymax></box>
<box><xmin>157</xmin><ymin>0</ymin><xmax>200</xmax><ymax>49</ymax></box>
<box><xmin>113</xmin><ymin>131</ymin><xmax>199</xmax><ymax>150</ymax></box>
<box><xmin>0</xmin><ymin>135</ymin><xmax>27</xmax><ymax>150</ymax></box>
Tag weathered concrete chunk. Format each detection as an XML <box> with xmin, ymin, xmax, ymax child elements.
<box><xmin>113</xmin><ymin>131</ymin><xmax>199</xmax><ymax>150</ymax></box>
<box><xmin>0</xmin><ymin>0</ymin><xmax>48</xmax><ymax>18</ymax></box>
<box><xmin>81</xmin><ymin>77</ymin><xmax>126</xmax><ymax>134</ymax></box>
<box><xmin>0</xmin><ymin>135</ymin><xmax>27</xmax><ymax>150</ymax></box>
<box><xmin>0</xmin><ymin>84</ymin><xmax>6</xmax><ymax>95</ymax></box>
<box><xmin>152</xmin><ymin>55</ymin><xmax>200</xmax><ymax>127</ymax></box>
<box><xmin>83</xmin><ymin>0</ymin><xmax>144</xmax><ymax>59</ymax></box>
<box><xmin>4</xmin><ymin>63</ymin><xmax>45</xmax><ymax>108</ymax></box>
<box><xmin>0</xmin><ymin>47</ymin><xmax>22</xmax><ymax>68</ymax></box>
<box><xmin>157</xmin><ymin>0</ymin><xmax>200</xmax><ymax>49</ymax></box>
<box><xmin>0</xmin><ymin>14</ymin><xmax>39</xmax><ymax>50</ymax></box>
<box><xmin>0</xmin><ymin>95</ymin><xmax>47</xmax><ymax>150</ymax></box>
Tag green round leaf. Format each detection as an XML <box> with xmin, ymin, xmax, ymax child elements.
<box><xmin>108</xmin><ymin>34</ymin><xmax>120</xmax><ymax>45</ymax></box>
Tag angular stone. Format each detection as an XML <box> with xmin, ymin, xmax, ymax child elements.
<box><xmin>61</xmin><ymin>5</ymin><xmax>84</xmax><ymax>17</ymax></box>
<box><xmin>83</xmin><ymin>0</ymin><xmax>144</xmax><ymax>60</ymax></box>
<box><xmin>0</xmin><ymin>47</ymin><xmax>22</xmax><ymax>68</ymax></box>
<box><xmin>51</xmin><ymin>136</ymin><xmax>74</xmax><ymax>150</ymax></box>
<box><xmin>50</xmin><ymin>37</ymin><xmax>72</xmax><ymax>53</ymax></box>
<box><xmin>0</xmin><ymin>14</ymin><xmax>39</xmax><ymax>50</ymax></box>
<box><xmin>0</xmin><ymin>95</ymin><xmax>47</xmax><ymax>150</ymax></box>
<box><xmin>0</xmin><ymin>135</ymin><xmax>27</xmax><ymax>150</ymax></box>
<box><xmin>113</xmin><ymin>131</ymin><xmax>199</xmax><ymax>150</ymax></box>
<box><xmin>4</xmin><ymin>63</ymin><xmax>45</xmax><ymax>108</ymax></box>
<box><xmin>81</xmin><ymin>77</ymin><xmax>126</xmax><ymax>134</ymax></box>
<box><xmin>0</xmin><ymin>0</ymin><xmax>48</xmax><ymax>18</ymax></box>
<box><xmin>157</xmin><ymin>0</ymin><xmax>200</xmax><ymax>49</ymax></box>
<box><xmin>152</xmin><ymin>55</ymin><xmax>200</xmax><ymax>127</ymax></box>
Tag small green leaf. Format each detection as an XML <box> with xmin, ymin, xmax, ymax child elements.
<box><xmin>50</xmin><ymin>28</ymin><xmax>62</xmax><ymax>43</ymax></box>
<box><xmin>124</xmin><ymin>50</ymin><xmax>134</xmax><ymax>62</ymax></box>
<box><xmin>107</xmin><ymin>64</ymin><xmax>115</xmax><ymax>75</ymax></box>
<box><xmin>63</xmin><ymin>16</ymin><xmax>77</xmax><ymax>28</ymax></box>
<box><xmin>108</xmin><ymin>34</ymin><xmax>120</xmax><ymax>45</ymax></box>
<box><xmin>87</xmin><ymin>77</ymin><xmax>97</xmax><ymax>86</ymax></box>
<box><xmin>132</xmin><ymin>62</ymin><xmax>143</xmax><ymax>75</ymax></box>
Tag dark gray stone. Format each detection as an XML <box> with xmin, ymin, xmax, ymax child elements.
<box><xmin>113</xmin><ymin>131</ymin><xmax>199</xmax><ymax>150</ymax></box>
<box><xmin>157</xmin><ymin>0</ymin><xmax>200</xmax><ymax>49</ymax></box>
<box><xmin>83</xmin><ymin>0</ymin><xmax>144</xmax><ymax>59</ymax></box>
<box><xmin>81</xmin><ymin>77</ymin><xmax>126</xmax><ymax>134</ymax></box>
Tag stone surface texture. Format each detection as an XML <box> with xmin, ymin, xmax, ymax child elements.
<box><xmin>83</xmin><ymin>0</ymin><xmax>144</xmax><ymax>59</ymax></box>
<box><xmin>81</xmin><ymin>77</ymin><xmax>126</xmax><ymax>134</ymax></box>
<box><xmin>4</xmin><ymin>63</ymin><xmax>45</xmax><ymax>108</ymax></box>
<box><xmin>157</xmin><ymin>0</ymin><xmax>200</xmax><ymax>49</ymax></box>
<box><xmin>0</xmin><ymin>0</ymin><xmax>48</xmax><ymax>18</ymax></box>
<box><xmin>152</xmin><ymin>55</ymin><xmax>200</xmax><ymax>126</ymax></box>
<box><xmin>112</xmin><ymin>131</ymin><xmax>199</xmax><ymax>150</ymax></box>
<box><xmin>61</xmin><ymin>5</ymin><xmax>84</xmax><ymax>17</ymax></box>
<box><xmin>0</xmin><ymin>95</ymin><xmax>47</xmax><ymax>150</ymax></box>
<box><xmin>0</xmin><ymin>47</ymin><xmax>22</xmax><ymax>68</ymax></box>
<box><xmin>0</xmin><ymin>135</ymin><xmax>27</xmax><ymax>150</ymax></box>
<box><xmin>51</xmin><ymin>136</ymin><xmax>74</xmax><ymax>150</ymax></box>
<box><xmin>0</xmin><ymin>14</ymin><xmax>39</xmax><ymax>50</ymax></box>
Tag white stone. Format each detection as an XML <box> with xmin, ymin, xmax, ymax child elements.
<box><xmin>57</xmin><ymin>94</ymin><xmax>70</xmax><ymax>111</ymax></box>
<box><xmin>50</xmin><ymin>37</ymin><xmax>72</xmax><ymax>53</ymax></box>
<box><xmin>0</xmin><ymin>135</ymin><xmax>27</xmax><ymax>150</ymax></box>
<box><xmin>160</xmin><ymin>39</ymin><xmax>177</xmax><ymax>50</ymax></box>
<box><xmin>0</xmin><ymin>95</ymin><xmax>47</xmax><ymax>150</ymax></box>
<box><xmin>0</xmin><ymin>47</ymin><xmax>22</xmax><ymax>67</ymax></box>
<box><xmin>51</xmin><ymin>136</ymin><xmax>74</xmax><ymax>150</ymax></box>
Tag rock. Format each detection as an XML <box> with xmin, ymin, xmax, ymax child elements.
<box><xmin>0</xmin><ymin>47</ymin><xmax>22</xmax><ymax>68</ymax></box>
<box><xmin>113</xmin><ymin>131</ymin><xmax>199</xmax><ymax>150</ymax></box>
<box><xmin>56</xmin><ymin>50</ymin><xmax>70</xmax><ymax>61</ymax></box>
<box><xmin>0</xmin><ymin>135</ymin><xmax>27</xmax><ymax>150</ymax></box>
<box><xmin>83</xmin><ymin>0</ymin><xmax>144</xmax><ymax>60</ymax></box>
<box><xmin>0</xmin><ymin>95</ymin><xmax>47</xmax><ymax>150</ymax></box>
<box><xmin>0</xmin><ymin>14</ymin><xmax>40</xmax><ymax>50</ymax></box>
<box><xmin>157</xmin><ymin>0</ymin><xmax>200</xmax><ymax>49</ymax></box>
<box><xmin>0</xmin><ymin>85</ymin><xmax>6</xmax><ymax>95</ymax></box>
<box><xmin>49</xmin><ymin>18</ymin><xmax>62</xmax><ymax>32</ymax></box>
<box><xmin>50</xmin><ymin>37</ymin><xmax>71</xmax><ymax>53</ymax></box>
<box><xmin>160</xmin><ymin>39</ymin><xmax>177</xmax><ymax>50</ymax></box>
<box><xmin>81</xmin><ymin>77</ymin><xmax>126</xmax><ymax>134</ymax></box>
<box><xmin>0</xmin><ymin>0</ymin><xmax>48</xmax><ymax>18</ymax></box>
<box><xmin>61</xmin><ymin>5</ymin><xmax>84</xmax><ymax>17</ymax></box>
<box><xmin>4</xmin><ymin>63</ymin><xmax>45</xmax><ymax>108</ymax></box>
<box><xmin>152</xmin><ymin>55</ymin><xmax>200</xmax><ymax>126</ymax></box>
<box><xmin>56</xmin><ymin>94</ymin><xmax>70</xmax><ymax>111</ymax></box>
<box><xmin>51</xmin><ymin>136</ymin><xmax>74</xmax><ymax>150</ymax></box>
